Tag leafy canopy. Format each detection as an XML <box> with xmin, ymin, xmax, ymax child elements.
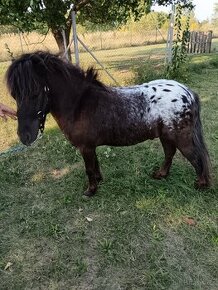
<box><xmin>0</xmin><ymin>0</ymin><xmax>194</xmax><ymax>32</ymax></box>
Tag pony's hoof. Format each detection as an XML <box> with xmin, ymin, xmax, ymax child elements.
<box><xmin>83</xmin><ymin>190</ymin><xmax>96</xmax><ymax>197</ymax></box>
<box><xmin>194</xmin><ymin>180</ymin><xmax>210</xmax><ymax>190</ymax></box>
<box><xmin>152</xmin><ymin>170</ymin><xmax>168</xmax><ymax>180</ymax></box>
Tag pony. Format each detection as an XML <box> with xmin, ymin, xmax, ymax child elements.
<box><xmin>6</xmin><ymin>51</ymin><xmax>210</xmax><ymax>196</ymax></box>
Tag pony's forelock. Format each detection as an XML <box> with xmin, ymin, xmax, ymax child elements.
<box><xmin>6</xmin><ymin>52</ymin><xmax>49</xmax><ymax>105</ymax></box>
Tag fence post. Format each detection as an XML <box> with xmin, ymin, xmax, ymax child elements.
<box><xmin>207</xmin><ymin>30</ymin><xmax>213</xmax><ymax>53</ymax></box>
<box><xmin>165</xmin><ymin>4</ymin><xmax>175</xmax><ymax>64</ymax></box>
<box><xmin>71</xmin><ymin>6</ymin><xmax>80</xmax><ymax>66</ymax></box>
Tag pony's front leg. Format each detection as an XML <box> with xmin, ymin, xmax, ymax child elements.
<box><xmin>153</xmin><ymin>137</ymin><xmax>176</xmax><ymax>179</ymax></box>
<box><xmin>79</xmin><ymin>146</ymin><xmax>98</xmax><ymax>197</ymax></box>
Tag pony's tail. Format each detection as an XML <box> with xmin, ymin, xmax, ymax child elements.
<box><xmin>192</xmin><ymin>92</ymin><xmax>211</xmax><ymax>185</ymax></box>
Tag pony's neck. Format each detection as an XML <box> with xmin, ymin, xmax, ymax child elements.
<box><xmin>47</xmin><ymin>71</ymin><xmax>85</xmax><ymax>119</ymax></box>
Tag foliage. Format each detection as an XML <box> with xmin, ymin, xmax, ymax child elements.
<box><xmin>77</xmin><ymin>0</ymin><xmax>148</xmax><ymax>27</ymax></box>
<box><xmin>0</xmin><ymin>0</ymin><xmax>147</xmax><ymax>32</ymax></box>
<box><xmin>0</xmin><ymin>25</ymin><xmax>17</xmax><ymax>34</ymax></box>
<box><xmin>156</xmin><ymin>12</ymin><xmax>168</xmax><ymax>28</ymax></box>
<box><xmin>133</xmin><ymin>59</ymin><xmax>165</xmax><ymax>83</ymax></box>
<box><xmin>122</xmin><ymin>11</ymin><xmax>168</xmax><ymax>33</ymax></box>
<box><xmin>4</xmin><ymin>43</ymin><xmax>14</xmax><ymax>61</ymax></box>
<box><xmin>0</xmin><ymin>0</ymin><xmax>194</xmax><ymax>54</ymax></box>
<box><xmin>132</xmin><ymin>4</ymin><xmax>193</xmax><ymax>84</ymax></box>
<box><xmin>166</xmin><ymin>4</ymin><xmax>191</xmax><ymax>80</ymax></box>
<box><xmin>154</xmin><ymin>0</ymin><xmax>194</xmax><ymax>8</ymax></box>
<box><xmin>134</xmin><ymin>53</ymin><xmax>218</xmax><ymax>85</ymax></box>
<box><xmin>212</xmin><ymin>3</ymin><xmax>218</xmax><ymax>27</ymax></box>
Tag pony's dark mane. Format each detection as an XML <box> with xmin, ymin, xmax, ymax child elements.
<box><xmin>6</xmin><ymin>51</ymin><xmax>107</xmax><ymax>104</ymax></box>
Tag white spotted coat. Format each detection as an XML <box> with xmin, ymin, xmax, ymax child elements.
<box><xmin>113</xmin><ymin>79</ymin><xmax>194</xmax><ymax>128</ymax></box>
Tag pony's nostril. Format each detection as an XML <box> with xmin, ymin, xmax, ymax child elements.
<box><xmin>19</xmin><ymin>132</ymin><xmax>32</xmax><ymax>146</ymax></box>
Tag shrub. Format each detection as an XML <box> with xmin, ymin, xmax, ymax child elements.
<box><xmin>133</xmin><ymin>58</ymin><xmax>165</xmax><ymax>83</ymax></box>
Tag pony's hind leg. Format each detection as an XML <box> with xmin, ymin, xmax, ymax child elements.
<box><xmin>79</xmin><ymin>146</ymin><xmax>99</xmax><ymax>196</ymax></box>
<box><xmin>176</xmin><ymin>92</ymin><xmax>210</xmax><ymax>188</ymax></box>
<box><xmin>177</xmin><ymin>135</ymin><xmax>210</xmax><ymax>189</ymax></box>
<box><xmin>153</xmin><ymin>137</ymin><xmax>176</xmax><ymax>179</ymax></box>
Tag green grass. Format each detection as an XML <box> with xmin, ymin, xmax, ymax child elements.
<box><xmin>0</xmin><ymin>45</ymin><xmax>218</xmax><ymax>289</ymax></box>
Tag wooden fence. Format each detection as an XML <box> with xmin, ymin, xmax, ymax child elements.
<box><xmin>187</xmin><ymin>31</ymin><xmax>213</xmax><ymax>53</ymax></box>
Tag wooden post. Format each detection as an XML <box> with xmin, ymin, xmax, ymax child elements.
<box><xmin>203</xmin><ymin>33</ymin><xmax>207</xmax><ymax>53</ymax></box>
<box><xmin>195</xmin><ymin>32</ymin><xmax>198</xmax><ymax>53</ymax></box>
<box><xmin>188</xmin><ymin>31</ymin><xmax>193</xmax><ymax>53</ymax></box>
<box><xmin>186</xmin><ymin>31</ymin><xmax>190</xmax><ymax>53</ymax></box>
<box><xmin>207</xmin><ymin>30</ymin><xmax>213</xmax><ymax>53</ymax></box>
<box><xmin>199</xmin><ymin>32</ymin><xmax>204</xmax><ymax>53</ymax></box>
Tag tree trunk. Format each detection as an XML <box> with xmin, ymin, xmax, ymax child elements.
<box><xmin>51</xmin><ymin>26</ymin><xmax>72</xmax><ymax>62</ymax></box>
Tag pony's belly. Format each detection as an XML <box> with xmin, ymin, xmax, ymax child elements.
<box><xmin>98</xmin><ymin>125</ymin><xmax>159</xmax><ymax>146</ymax></box>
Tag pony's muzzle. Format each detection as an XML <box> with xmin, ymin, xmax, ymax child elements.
<box><xmin>18</xmin><ymin>127</ymin><xmax>43</xmax><ymax>146</ymax></box>
<box><xmin>18</xmin><ymin>119</ymin><xmax>40</xmax><ymax>146</ymax></box>
<box><xmin>19</xmin><ymin>131</ymin><xmax>33</xmax><ymax>146</ymax></box>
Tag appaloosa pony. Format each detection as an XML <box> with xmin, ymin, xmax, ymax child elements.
<box><xmin>6</xmin><ymin>51</ymin><xmax>210</xmax><ymax>196</ymax></box>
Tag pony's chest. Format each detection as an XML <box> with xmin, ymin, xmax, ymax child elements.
<box><xmin>60</xmin><ymin>117</ymin><xmax>94</xmax><ymax>146</ymax></box>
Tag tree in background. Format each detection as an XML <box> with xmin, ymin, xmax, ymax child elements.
<box><xmin>212</xmin><ymin>3</ymin><xmax>218</xmax><ymax>27</ymax></box>
<box><xmin>0</xmin><ymin>0</ymin><xmax>193</xmax><ymax>57</ymax></box>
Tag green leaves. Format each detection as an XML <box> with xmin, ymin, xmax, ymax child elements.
<box><xmin>0</xmin><ymin>0</ymin><xmax>194</xmax><ymax>54</ymax></box>
<box><xmin>0</xmin><ymin>0</ymin><xmax>194</xmax><ymax>32</ymax></box>
<box><xmin>166</xmin><ymin>4</ymin><xmax>192</xmax><ymax>79</ymax></box>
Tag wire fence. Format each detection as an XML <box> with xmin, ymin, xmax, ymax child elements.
<box><xmin>0</xmin><ymin>22</ymin><xmax>169</xmax><ymax>85</ymax></box>
<box><xmin>0</xmin><ymin>23</ymin><xmax>217</xmax><ymax>85</ymax></box>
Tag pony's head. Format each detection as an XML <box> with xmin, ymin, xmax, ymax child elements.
<box><xmin>6</xmin><ymin>51</ymin><xmax>107</xmax><ymax>145</ymax></box>
<box><xmin>6</xmin><ymin>52</ymin><xmax>50</xmax><ymax>146</ymax></box>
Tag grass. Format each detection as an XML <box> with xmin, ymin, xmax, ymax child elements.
<box><xmin>0</xmin><ymin>45</ymin><xmax>218</xmax><ymax>289</ymax></box>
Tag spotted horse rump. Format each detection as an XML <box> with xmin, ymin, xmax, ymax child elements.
<box><xmin>114</xmin><ymin>79</ymin><xmax>195</xmax><ymax>136</ymax></box>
